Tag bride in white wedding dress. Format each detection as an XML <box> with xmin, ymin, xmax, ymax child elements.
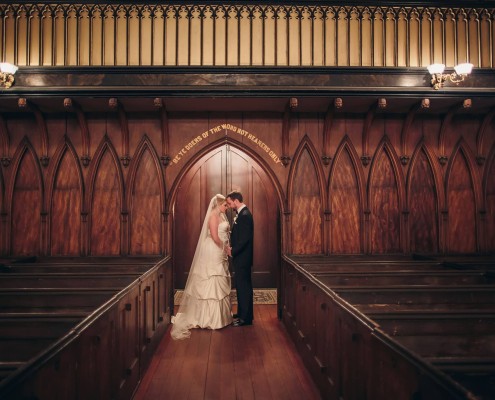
<box><xmin>171</xmin><ymin>194</ymin><xmax>233</xmax><ymax>340</ymax></box>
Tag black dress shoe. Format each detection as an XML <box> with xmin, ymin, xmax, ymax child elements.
<box><xmin>233</xmin><ymin>319</ymin><xmax>252</xmax><ymax>327</ymax></box>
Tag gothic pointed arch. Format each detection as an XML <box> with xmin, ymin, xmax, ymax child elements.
<box><xmin>445</xmin><ymin>139</ymin><xmax>481</xmax><ymax>253</ymax></box>
<box><xmin>483</xmin><ymin>143</ymin><xmax>495</xmax><ymax>252</ymax></box>
<box><xmin>328</xmin><ymin>135</ymin><xmax>365</xmax><ymax>253</ymax></box>
<box><xmin>288</xmin><ymin>135</ymin><xmax>325</xmax><ymax>254</ymax></box>
<box><xmin>86</xmin><ymin>135</ymin><xmax>125</xmax><ymax>255</ymax></box>
<box><xmin>48</xmin><ymin>136</ymin><xmax>84</xmax><ymax>255</ymax></box>
<box><xmin>407</xmin><ymin>141</ymin><xmax>442</xmax><ymax>253</ymax></box>
<box><xmin>167</xmin><ymin>135</ymin><xmax>285</xmax><ymax>216</ymax></box>
<box><xmin>126</xmin><ymin>134</ymin><xmax>165</xmax><ymax>255</ymax></box>
<box><xmin>8</xmin><ymin>137</ymin><xmax>44</xmax><ymax>255</ymax></box>
<box><xmin>368</xmin><ymin>137</ymin><xmax>405</xmax><ymax>253</ymax></box>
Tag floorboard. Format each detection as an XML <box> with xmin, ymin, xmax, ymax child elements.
<box><xmin>133</xmin><ymin>305</ymin><xmax>321</xmax><ymax>400</ymax></box>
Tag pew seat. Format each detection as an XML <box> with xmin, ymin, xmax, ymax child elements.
<box><xmin>0</xmin><ymin>288</ymin><xmax>119</xmax><ymax>313</ymax></box>
<box><xmin>0</xmin><ymin>273</ymin><xmax>139</xmax><ymax>288</ymax></box>
<box><xmin>333</xmin><ymin>285</ymin><xmax>495</xmax><ymax>305</ymax></box>
<box><xmin>0</xmin><ymin>264</ymin><xmax>152</xmax><ymax>274</ymax></box>
<box><xmin>312</xmin><ymin>270</ymin><xmax>494</xmax><ymax>286</ymax></box>
<box><xmin>0</xmin><ymin>363</ymin><xmax>23</xmax><ymax>383</ymax></box>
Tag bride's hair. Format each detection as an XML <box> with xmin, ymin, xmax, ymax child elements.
<box><xmin>213</xmin><ymin>194</ymin><xmax>226</xmax><ymax>209</ymax></box>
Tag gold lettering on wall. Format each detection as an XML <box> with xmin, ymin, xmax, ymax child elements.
<box><xmin>171</xmin><ymin>124</ymin><xmax>281</xmax><ymax>165</ymax></box>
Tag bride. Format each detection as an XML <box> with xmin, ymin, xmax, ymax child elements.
<box><xmin>171</xmin><ymin>194</ymin><xmax>233</xmax><ymax>340</ymax></box>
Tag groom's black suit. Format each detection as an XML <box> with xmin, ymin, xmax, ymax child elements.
<box><xmin>231</xmin><ymin>206</ymin><xmax>254</xmax><ymax>324</ymax></box>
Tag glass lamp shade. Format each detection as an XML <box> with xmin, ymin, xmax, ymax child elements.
<box><xmin>0</xmin><ymin>62</ymin><xmax>18</xmax><ymax>74</ymax></box>
<box><xmin>454</xmin><ymin>63</ymin><xmax>473</xmax><ymax>75</ymax></box>
<box><xmin>427</xmin><ymin>63</ymin><xmax>445</xmax><ymax>74</ymax></box>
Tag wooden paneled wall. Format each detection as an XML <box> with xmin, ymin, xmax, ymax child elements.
<box><xmin>1</xmin><ymin>2</ymin><xmax>494</xmax><ymax>68</ymax></box>
<box><xmin>0</xmin><ymin>103</ymin><xmax>494</xmax><ymax>256</ymax></box>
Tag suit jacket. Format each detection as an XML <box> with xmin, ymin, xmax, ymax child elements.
<box><xmin>231</xmin><ymin>207</ymin><xmax>254</xmax><ymax>268</ymax></box>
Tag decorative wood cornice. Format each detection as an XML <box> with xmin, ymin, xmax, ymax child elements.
<box><xmin>6</xmin><ymin>67</ymin><xmax>495</xmax><ymax>98</ymax></box>
<box><xmin>6</xmin><ymin>1</ymin><xmax>495</xmax><ymax>7</ymax></box>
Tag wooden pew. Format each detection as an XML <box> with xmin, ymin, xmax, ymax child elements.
<box><xmin>0</xmin><ymin>257</ymin><xmax>172</xmax><ymax>400</ymax></box>
<box><xmin>281</xmin><ymin>255</ymin><xmax>495</xmax><ymax>400</ymax></box>
<box><xmin>371</xmin><ymin>312</ymin><xmax>495</xmax><ymax>399</ymax></box>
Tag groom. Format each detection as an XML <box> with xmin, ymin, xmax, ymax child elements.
<box><xmin>226</xmin><ymin>190</ymin><xmax>254</xmax><ymax>326</ymax></box>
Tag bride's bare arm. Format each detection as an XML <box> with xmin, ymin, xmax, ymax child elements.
<box><xmin>208</xmin><ymin>213</ymin><xmax>224</xmax><ymax>249</ymax></box>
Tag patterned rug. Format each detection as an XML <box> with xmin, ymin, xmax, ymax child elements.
<box><xmin>174</xmin><ymin>289</ymin><xmax>277</xmax><ymax>305</ymax></box>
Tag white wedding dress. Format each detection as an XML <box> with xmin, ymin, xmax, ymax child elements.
<box><xmin>171</xmin><ymin>202</ymin><xmax>233</xmax><ymax>340</ymax></box>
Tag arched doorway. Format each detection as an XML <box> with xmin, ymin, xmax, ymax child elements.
<box><xmin>173</xmin><ymin>143</ymin><xmax>280</xmax><ymax>290</ymax></box>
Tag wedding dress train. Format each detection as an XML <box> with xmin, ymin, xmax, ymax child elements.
<box><xmin>171</xmin><ymin>198</ymin><xmax>232</xmax><ymax>340</ymax></box>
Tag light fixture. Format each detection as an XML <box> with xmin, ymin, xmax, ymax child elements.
<box><xmin>0</xmin><ymin>62</ymin><xmax>18</xmax><ymax>88</ymax></box>
<box><xmin>427</xmin><ymin>63</ymin><xmax>473</xmax><ymax>90</ymax></box>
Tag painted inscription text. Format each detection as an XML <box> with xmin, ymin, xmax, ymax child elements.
<box><xmin>172</xmin><ymin>124</ymin><xmax>281</xmax><ymax>165</ymax></box>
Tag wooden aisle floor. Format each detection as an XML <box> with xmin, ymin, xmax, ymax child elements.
<box><xmin>133</xmin><ymin>305</ymin><xmax>321</xmax><ymax>400</ymax></box>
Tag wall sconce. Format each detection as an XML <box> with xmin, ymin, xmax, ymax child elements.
<box><xmin>0</xmin><ymin>62</ymin><xmax>18</xmax><ymax>88</ymax></box>
<box><xmin>427</xmin><ymin>63</ymin><xmax>473</xmax><ymax>90</ymax></box>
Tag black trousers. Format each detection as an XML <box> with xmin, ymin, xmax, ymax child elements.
<box><xmin>235</xmin><ymin>265</ymin><xmax>253</xmax><ymax>323</ymax></box>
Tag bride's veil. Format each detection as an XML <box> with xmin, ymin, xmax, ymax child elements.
<box><xmin>171</xmin><ymin>194</ymin><xmax>225</xmax><ymax>340</ymax></box>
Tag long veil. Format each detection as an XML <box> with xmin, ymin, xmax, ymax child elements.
<box><xmin>171</xmin><ymin>194</ymin><xmax>227</xmax><ymax>340</ymax></box>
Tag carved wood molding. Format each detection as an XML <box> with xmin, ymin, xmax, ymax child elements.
<box><xmin>18</xmin><ymin>98</ymin><xmax>49</xmax><ymax>167</ymax></box>
<box><xmin>109</xmin><ymin>98</ymin><xmax>131</xmax><ymax>167</ymax></box>
<box><xmin>322</xmin><ymin>98</ymin><xmax>343</xmax><ymax>166</ymax></box>
<box><xmin>438</xmin><ymin>99</ymin><xmax>471</xmax><ymax>166</ymax></box>
<box><xmin>475</xmin><ymin>107</ymin><xmax>495</xmax><ymax>165</ymax></box>
<box><xmin>64</xmin><ymin>98</ymin><xmax>91</xmax><ymax>167</ymax></box>
<box><xmin>280</xmin><ymin>99</ymin><xmax>293</xmax><ymax>166</ymax></box>
<box><xmin>154</xmin><ymin>98</ymin><xmax>171</xmax><ymax>166</ymax></box>
<box><xmin>361</xmin><ymin>98</ymin><xmax>386</xmax><ymax>166</ymax></box>
<box><xmin>400</xmin><ymin>98</ymin><xmax>429</xmax><ymax>165</ymax></box>
<box><xmin>0</xmin><ymin>114</ymin><xmax>10</xmax><ymax>167</ymax></box>
<box><xmin>8</xmin><ymin>67</ymin><xmax>495</xmax><ymax>97</ymax></box>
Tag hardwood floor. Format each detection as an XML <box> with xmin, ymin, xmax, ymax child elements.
<box><xmin>133</xmin><ymin>305</ymin><xmax>321</xmax><ymax>400</ymax></box>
